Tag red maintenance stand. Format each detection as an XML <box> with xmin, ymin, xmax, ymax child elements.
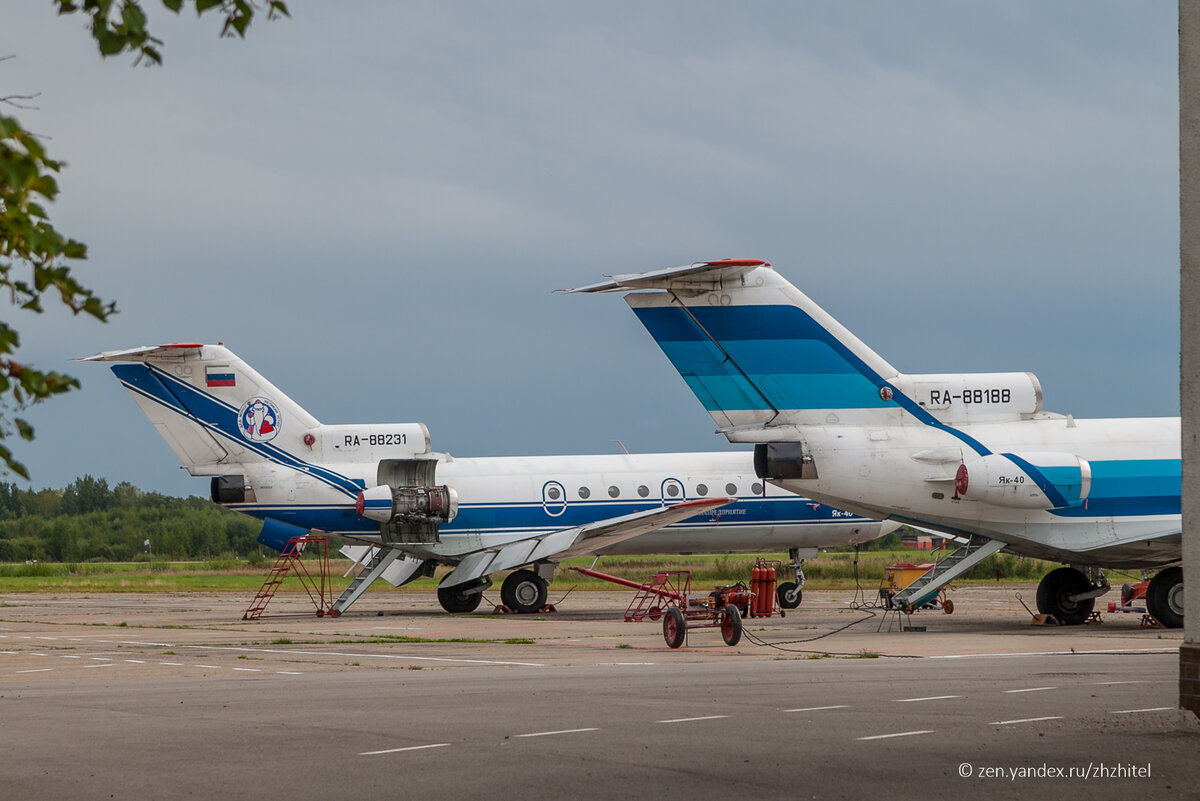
<box><xmin>569</xmin><ymin>566</ymin><xmax>757</xmax><ymax>648</ymax></box>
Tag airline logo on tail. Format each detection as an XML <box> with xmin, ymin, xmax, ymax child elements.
<box><xmin>238</xmin><ymin>398</ymin><xmax>280</xmax><ymax>442</ymax></box>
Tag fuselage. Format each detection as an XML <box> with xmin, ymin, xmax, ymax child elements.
<box><xmin>224</xmin><ymin>450</ymin><xmax>892</xmax><ymax>555</ymax></box>
<box><xmin>779</xmin><ymin>414</ymin><xmax>1180</xmax><ymax>568</ymax></box>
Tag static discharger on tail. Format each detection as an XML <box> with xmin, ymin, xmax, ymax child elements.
<box><xmin>83</xmin><ymin>342</ymin><xmax>895</xmax><ymax>616</ymax></box>
<box><xmin>569</xmin><ymin>259</ymin><xmax>1183</xmax><ymax>628</ymax></box>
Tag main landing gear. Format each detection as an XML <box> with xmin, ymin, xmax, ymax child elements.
<box><xmin>437</xmin><ymin>577</ymin><xmax>490</xmax><ymax>614</ymax></box>
<box><xmin>501</xmin><ymin>569</ymin><xmax>550</xmax><ymax>614</ymax></box>
<box><xmin>1036</xmin><ymin>565</ymin><xmax>1184</xmax><ymax>628</ymax></box>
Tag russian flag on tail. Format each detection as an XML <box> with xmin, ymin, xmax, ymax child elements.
<box><xmin>206</xmin><ymin>366</ymin><xmax>236</xmax><ymax>387</ymax></box>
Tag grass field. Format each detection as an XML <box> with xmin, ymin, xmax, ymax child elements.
<box><xmin>0</xmin><ymin>549</ymin><xmax>1089</xmax><ymax>594</ymax></box>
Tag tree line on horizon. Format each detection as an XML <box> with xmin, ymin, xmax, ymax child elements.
<box><xmin>0</xmin><ymin>475</ymin><xmax>259</xmax><ymax>563</ymax></box>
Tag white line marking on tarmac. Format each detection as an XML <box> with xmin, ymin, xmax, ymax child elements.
<box><xmin>0</xmin><ymin>651</ymin><xmax>18</xmax><ymax>655</ymax></box>
<box><xmin>785</xmin><ymin>705</ymin><xmax>850</xmax><ymax>712</ymax></box>
<box><xmin>36</xmin><ymin>636</ymin><xmax>57</xmax><ymax>640</ymax></box>
<box><xmin>89</xmin><ymin>657</ymin><xmax>111</xmax><ymax>661</ymax></box>
<box><xmin>657</xmin><ymin>715</ymin><xmax>730</xmax><ymax>724</ymax></box>
<box><xmin>232</xmin><ymin>668</ymin><xmax>261</xmax><ymax>672</ymax></box>
<box><xmin>16</xmin><ymin>668</ymin><xmax>52</xmax><ymax>674</ymax></box>
<box><xmin>1094</xmin><ymin>680</ymin><xmax>1151</xmax><ymax>685</ymax></box>
<box><xmin>124</xmin><ymin>660</ymin><xmax>145</xmax><ymax>664</ymax></box>
<box><xmin>277</xmin><ymin>671</ymin><xmax>304</xmax><ymax>675</ymax></box>
<box><xmin>991</xmin><ymin>716</ymin><xmax>1064</xmax><ymax>726</ymax></box>
<box><xmin>931</xmin><ymin>647</ymin><xmax>1177</xmax><ymax>659</ymax></box>
<box><xmin>1112</xmin><ymin>707</ymin><xmax>1174</xmax><ymax>714</ymax></box>
<box><xmin>159</xmin><ymin>662</ymin><xmax>183</xmax><ymax>666</ymax></box>
<box><xmin>193</xmin><ymin>664</ymin><xmax>221</xmax><ymax>669</ymax></box>
<box><xmin>894</xmin><ymin>695</ymin><xmax>961</xmax><ymax>703</ymax></box>
<box><xmin>120</xmin><ymin>640</ymin><xmax>175</xmax><ymax>647</ymax></box>
<box><xmin>59</xmin><ymin>655</ymin><xmax>81</xmax><ymax>659</ymax></box>
<box><xmin>180</xmin><ymin>644</ymin><xmax>544</xmax><ymax>668</ymax></box>
<box><xmin>1005</xmin><ymin>687</ymin><xmax>1056</xmax><ymax>693</ymax></box>
<box><xmin>516</xmin><ymin>728</ymin><xmax>600</xmax><ymax>738</ymax></box>
<box><xmin>83</xmin><ymin>664</ymin><xmax>108</xmax><ymax>669</ymax></box>
<box><xmin>360</xmin><ymin>743</ymin><xmax>450</xmax><ymax>756</ymax></box>
<box><xmin>856</xmin><ymin>730</ymin><xmax>934</xmax><ymax>741</ymax></box>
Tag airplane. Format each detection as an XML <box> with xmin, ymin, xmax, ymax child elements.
<box><xmin>569</xmin><ymin>259</ymin><xmax>1184</xmax><ymax>628</ymax></box>
<box><xmin>82</xmin><ymin>342</ymin><xmax>896</xmax><ymax>615</ymax></box>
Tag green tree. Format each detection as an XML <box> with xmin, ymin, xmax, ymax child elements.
<box><xmin>0</xmin><ymin>1</ymin><xmax>288</xmax><ymax>478</ymax></box>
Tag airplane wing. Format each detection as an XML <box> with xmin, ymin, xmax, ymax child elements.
<box><xmin>438</xmin><ymin>497</ymin><xmax>731</xmax><ymax>587</ymax></box>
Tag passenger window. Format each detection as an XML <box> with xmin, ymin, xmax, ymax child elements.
<box><xmin>752</xmin><ymin>482</ymin><xmax>763</xmax><ymax>495</ymax></box>
<box><xmin>666</xmin><ymin>484</ymin><xmax>680</xmax><ymax>497</ymax></box>
<box><xmin>725</xmin><ymin>482</ymin><xmax>738</xmax><ymax>496</ymax></box>
<box><xmin>696</xmin><ymin>483</ymin><xmax>708</xmax><ymax>496</ymax></box>
<box><xmin>608</xmin><ymin>485</ymin><xmax>620</xmax><ymax>498</ymax></box>
<box><xmin>637</xmin><ymin>485</ymin><xmax>649</xmax><ymax>497</ymax></box>
<box><xmin>547</xmin><ymin>486</ymin><xmax>561</xmax><ymax>500</ymax></box>
<box><xmin>578</xmin><ymin>486</ymin><xmax>591</xmax><ymax>499</ymax></box>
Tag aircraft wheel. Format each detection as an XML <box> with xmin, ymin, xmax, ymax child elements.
<box><xmin>1035</xmin><ymin>567</ymin><xmax>1095</xmax><ymax>625</ymax></box>
<box><xmin>662</xmin><ymin>606</ymin><xmax>686</xmax><ymax>649</ymax></box>
<box><xmin>501</xmin><ymin>569</ymin><xmax>549</xmax><ymax>614</ymax></box>
<box><xmin>437</xmin><ymin>582</ymin><xmax>484</xmax><ymax>614</ymax></box>
<box><xmin>721</xmin><ymin>605</ymin><xmax>743</xmax><ymax>647</ymax></box>
<box><xmin>1146</xmin><ymin>567</ymin><xmax>1184</xmax><ymax>628</ymax></box>
<box><xmin>777</xmin><ymin>581</ymin><xmax>802</xmax><ymax>609</ymax></box>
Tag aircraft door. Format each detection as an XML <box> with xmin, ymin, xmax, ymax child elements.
<box><xmin>661</xmin><ymin>478</ymin><xmax>685</xmax><ymax>506</ymax></box>
<box><xmin>542</xmin><ymin>480</ymin><xmax>567</xmax><ymax>517</ymax></box>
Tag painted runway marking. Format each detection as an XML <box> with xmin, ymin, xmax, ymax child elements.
<box><xmin>856</xmin><ymin>730</ymin><xmax>935</xmax><ymax>741</ymax></box>
<box><xmin>89</xmin><ymin>657</ymin><xmax>112</xmax><ymax>661</ymax></box>
<box><xmin>785</xmin><ymin>705</ymin><xmax>850</xmax><ymax>713</ymax></box>
<box><xmin>193</xmin><ymin>664</ymin><xmax>221</xmax><ymax>669</ymax></box>
<box><xmin>894</xmin><ymin>695</ymin><xmax>961</xmax><ymax>703</ymax></box>
<box><xmin>59</xmin><ymin>655</ymin><xmax>81</xmax><ymax>659</ymax></box>
<box><xmin>931</xmin><ymin>647</ymin><xmax>1177</xmax><ymax>659</ymax></box>
<box><xmin>232</xmin><ymin>668</ymin><xmax>261</xmax><ymax>672</ymax></box>
<box><xmin>657</xmin><ymin>715</ymin><xmax>730</xmax><ymax>724</ymax></box>
<box><xmin>124</xmin><ymin>660</ymin><xmax>146</xmax><ymax>664</ymax></box>
<box><xmin>16</xmin><ymin>668</ymin><xmax>52</xmax><ymax>674</ymax></box>
<box><xmin>990</xmin><ymin>716</ymin><xmax>1064</xmax><ymax>726</ymax></box>
<box><xmin>516</xmin><ymin>728</ymin><xmax>600</xmax><ymax>738</ymax></box>
<box><xmin>1094</xmin><ymin>680</ymin><xmax>1151</xmax><ymax>685</ymax></box>
<box><xmin>277</xmin><ymin>671</ymin><xmax>304</xmax><ymax>675</ymax></box>
<box><xmin>181</xmin><ymin>644</ymin><xmax>545</xmax><ymax>668</ymax></box>
<box><xmin>160</xmin><ymin>662</ymin><xmax>183</xmax><ymax>666</ymax></box>
<box><xmin>83</xmin><ymin>664</ymin><xmax>109</xmax><ymax>669</ymax></box>
<box><xmin>0</xmin><ymin>651</ymin><xmax>18</xmax><ymax>655</ymax></box>
<box><xmin>1112</xmin><ymin>707</ymin><xmax>1174</xmax><ymax>714</ymax></box>
<box><xmin>36</xmin><ymin>636</ymin><xmax>57</xmax><ymax>641</ymax></box>
<box><xmin>120</xmin><ymin>640</ymin><xmax>175</xmax><ymax>647</ymax></box>
<box><xmin>1005</xmin><ymin>687</ymin><xmax>1056</xmax><ymax>694</ymax></box>
<box><xmin>360</xmin><ymin>743</ymin><xmax>450</xmax><ymax>756</ymax></box>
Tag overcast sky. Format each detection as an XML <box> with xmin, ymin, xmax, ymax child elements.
<box><xmin>2</xmin><ymin>2</ymin><xmax>1180</xmax><ymax>497</ymax></box>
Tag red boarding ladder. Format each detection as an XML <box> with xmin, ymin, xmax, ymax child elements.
<box><xmin>243</xmin><ymin>535</ymin><xmax>335</xmax><ymax>620</ymax></box>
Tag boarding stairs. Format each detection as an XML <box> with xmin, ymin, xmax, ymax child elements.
<box><xmin>331</xmin><ymin>546</ymin><xmax>405</xmax><ymax>615</ymax></box>
<box><xmin>890</xmin><ymin>536</ymin><xmax>1005</xmax><ymax>611</ymax></box>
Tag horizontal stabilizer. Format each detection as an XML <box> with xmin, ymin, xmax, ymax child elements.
<box><xmin>564</xmin><ymin>259</ymin><xmax>771</xmax><ymax>294</ymax></box>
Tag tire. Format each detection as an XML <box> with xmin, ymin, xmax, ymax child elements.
<box><xmin>1035</xmin><ymin>567</ymin><xmax>1095</xmax><ymax>625</ymax></box>
<box><xmin>1146</xmin><ymin>567</ymin><xmax>1184</xmax><ymax>628</ymax></box>
<box><xmin>501</xmin><ymin>569</ymin><xmax>548</xmax><ymax>614</ymax></box>
<box><xmin>777</xmin><ymin>581</ymin><xmax>802</xmax><ymax>609</ymax></box>
<box><xmin>721</xmin><ymin>604</ymin><xmax>743</xmax><ymax>647</ymax></box>
<box><xmin>437</xmin><ymin>582</ymin><xmax>484</xmax><ymax>614</ymax></box>
<box><xmin>662</xmin><ymin>606</ymin><xmax>686</xmax><ymax>649</ymax></box>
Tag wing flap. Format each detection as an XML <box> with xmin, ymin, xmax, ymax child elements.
<box><xmin>439</xmin><ymin>497</ymin><xmax>732</xmax><ymax>587</ymax></box>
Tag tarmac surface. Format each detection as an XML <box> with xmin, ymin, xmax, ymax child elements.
<box><xmin>1</xmin><ymin>584</ymin><xmax>1195</xmax><ymax>799</ymax></box>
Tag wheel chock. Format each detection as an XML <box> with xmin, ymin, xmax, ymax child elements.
<box><xmin>1030</xmin><ymin>613</ymin><xmax>1059</xmax><ymax>626</ymax></box>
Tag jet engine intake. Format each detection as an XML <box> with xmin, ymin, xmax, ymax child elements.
<box><xmin>357</xmin><ymin>484</ymin><xmax>459</xmax><ymax>525</ymax></box>
<box><xmin>956</xmin><ymin>452</ymin><xmax>1090</xmax><ymax>510</ymax></box>
<box><xmin>211</xmin><ymin>474</ymin><xmax>255</xmax><ymax>504</ymax></box>
<box><xmin>754</xmin><ymin>441</ymin><xmax>818</xmax><ymax>480</ymax></box>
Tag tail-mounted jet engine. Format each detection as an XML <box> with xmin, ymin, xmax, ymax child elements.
<box><xmin>211</xmin><ymin>474</ymin><xmax>256</xmax><ymax>504</ymax></box>
<box><xmin>356</xmin><ymin>484</ymin><xmax>458</xmax><ymax>525</ymax></box>
<box><xmin>753</xmin><ymin>442</ymin><xmax>819</xmax><ymax>480</ymax></box>
<box><xmin>361</xmin><ymin>458</ymin><xmax>453</xmax><ymax>544</ymax></box>
<box><xmin>954</xmin><ymin>452</ymin><xmax>1091</xmax><ymax>510</ymax></box>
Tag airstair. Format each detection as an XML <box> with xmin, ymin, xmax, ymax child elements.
<box><xmin>331</xmin><ymin>546</ymin><xmax>403</xmax><ymax>615</ymax></box>
<box><xmin>889</xmin><ymin>536</ymin><xmax>1005</xmax><ymax>611</ymax></box>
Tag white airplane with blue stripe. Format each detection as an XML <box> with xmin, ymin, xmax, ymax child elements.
<box><xmin>82</xmin><ymin>343</ymin><xmax>894</xmax><ymax>615</ymax></box>
<box><xmin>571</xmin><ymin>259</ymin><xmax>1184</xmax><ymax>628</ymax></box>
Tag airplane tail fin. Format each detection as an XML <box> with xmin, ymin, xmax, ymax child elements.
<box><xmin>568</xmin><ymin>260</ymin><xmax>906</xmax><ymax>434</ymax></box>
<box><xmin>81</xmin><ymin>343</ymin><xmax>322</xmax><ymax>475</ymax></box>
